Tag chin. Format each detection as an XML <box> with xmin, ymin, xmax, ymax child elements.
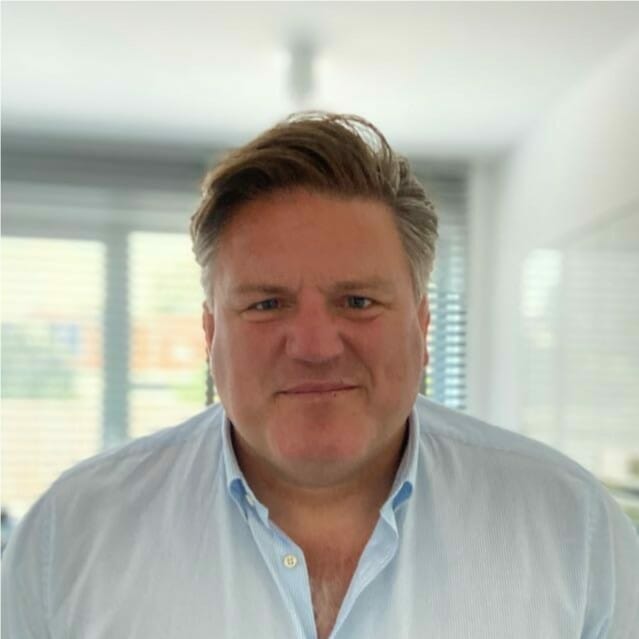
<box><xmin>269</xmin><ymin>417</ymin><xmax>371</xmax><ymax>463</ymax></box>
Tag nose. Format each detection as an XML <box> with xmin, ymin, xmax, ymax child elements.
<box><xmin>285</xmin><ymin>296</ymin><xmax>344</xmax><ymax>364</ymax></box>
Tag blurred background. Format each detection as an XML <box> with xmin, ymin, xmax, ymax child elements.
<box><xmin>2</xmin><ymin>1</ymin><xmax>639</xmax><ymax>546</ymax></box>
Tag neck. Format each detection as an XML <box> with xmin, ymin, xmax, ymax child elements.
<box><xmin>232</xmin><ymin>422</ymin><xmax>409</xmax><ymax>543</ymax></box>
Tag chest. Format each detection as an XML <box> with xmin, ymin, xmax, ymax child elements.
<box><xmin>49</xmin><ymin>490</ymin><xmax>586</xmax><ymax>639</ymax></box>
<box><xmin>306</xmin><ymin>549</ymin><xmax>361</xmax><ymax>639</ymax></box>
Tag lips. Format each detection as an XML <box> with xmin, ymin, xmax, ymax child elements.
<box><xmin>280</xmin><ymin>382</ymin><xmax>358</xmax><ymax>394</ymax></box>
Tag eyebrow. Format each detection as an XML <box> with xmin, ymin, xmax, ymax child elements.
<box><xmin>229</xmin><ymin>278</ymin><xmax>395</xmax><ymax>298</ymax></box>
<box><xmin>329</xmin><ymin>278</ymin><xmax>395</xmax><ymax>295</ymax></box>
<box><xmin>230</xmin><ymin>283</ymin><xmax>293</xmax><ymax>298</ymax></box>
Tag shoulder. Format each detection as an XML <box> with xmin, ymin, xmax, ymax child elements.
<box><xmin>1</xmin><ymin>404</ymin><xmax>227</xmax><ymax>628</ymax></box>
<box><xmin>52</xmin><ymin>403</ymin><xmax>224</xmax><ymax>494</ymax></box>
<box><xmin>413</xmin><ymin>394</ymin><xmax>638</xmax><ymax>552</ymax></box>
<box><xmin>4</xmin><ymin>403</ymin><xmax>226</xmax><ymax>561</ymax></box>
<box><xmin>13</xmin><ymin>403</ymin><xmax>228</xmax><ymax>536</ymax></box>
<box><xmin>412</xmin><ymin>395</ymin><xmax>638</xmax><ymax>539</ymax></box>
<box><xmin>412</xmin><ymin>397</ymin><xmax>639</xmax><ymax>632</ymax></box>
<box><xmin>414</xmin><ymin>394</ymin><xmax>598</xmax><ymax>489</ymax></box>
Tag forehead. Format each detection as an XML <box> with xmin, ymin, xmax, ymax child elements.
<box><xmin>214</xmin><ymin>189</ymin><xmax>412</xmax><ymax>288</ymax></box>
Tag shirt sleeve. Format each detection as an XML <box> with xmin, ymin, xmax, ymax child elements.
<box><xmin>582</xmin><ymin>484</ymin><xmax>639</xmax><ymax>639</ymax></box>
<box><xmin>1</xmin><ymin>494</ymin><xmax>54</xmax><ymax>638</ymax></box>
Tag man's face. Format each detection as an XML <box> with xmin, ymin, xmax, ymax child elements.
<box><xmin>203</xmin><ymin>189</ymin><xmax>429</xmax><ymax>488</ymax></box>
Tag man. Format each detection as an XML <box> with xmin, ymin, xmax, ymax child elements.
<box><xmin>2</xmin><ymin>113</ymin><xmax>638</xmax><ymax>638</ymax></box>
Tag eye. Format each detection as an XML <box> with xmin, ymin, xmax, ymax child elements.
<box><xmin>346</xmin><ymin>295</ymin><xmax>373</xmax><ymax>310</ymax></box>
<box><xmin>250</xmin><ymin>298</ymin><xmax>281</xmax><ymax>311</ymax></box>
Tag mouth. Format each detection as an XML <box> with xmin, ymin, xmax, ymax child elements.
<box><xmin>279</xmin><ymin>383</ymin><xmax>358</xmax><ymax>395</ymax></box>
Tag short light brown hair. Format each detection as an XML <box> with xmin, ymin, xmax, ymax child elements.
<box><xmin>190</xmin><ymin>112</ymin><xmax>437</xmax><ymax>305</ymax></box>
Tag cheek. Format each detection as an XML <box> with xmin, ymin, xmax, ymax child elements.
<box><xmin>211</xmin><ymin>322</ymin><xmax>274</xmax><ymax>393</ymax></box>
<box><xmin>209</xmin><ymin>320</ymin><xmax>239</xmax><ymax>394</ymax></box>
<box><xmin>374</xmin><ymin>318</ymin><xmax>425</xmax><ymax>385</ymax></box>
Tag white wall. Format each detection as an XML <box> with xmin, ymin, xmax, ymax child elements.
<box><xmin>467</xmin><ymin>34</ymin><xmax>639</xmax><ymax>430</ymax></box>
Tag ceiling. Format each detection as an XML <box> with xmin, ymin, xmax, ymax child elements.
<box><xmin>3</xmin><ymin>1</ymin><xmax>639</xmax><ymax>160</ymax></box>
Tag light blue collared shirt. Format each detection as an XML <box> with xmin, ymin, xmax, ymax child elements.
<box><xmin>3</xmin><ymin>396</ymin><xmax>638</xmax><ymax>638</ymax></box>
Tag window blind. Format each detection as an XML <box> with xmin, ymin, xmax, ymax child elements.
<box><xmin>1</xmin><ymin>237</ymin><xmax>105</xmax><ymax>517</ymax></box>
<box><xmin>421</xmin><ymin>172</ymin><xmax>468</xmax><ymax>411</ymax></box>
<box><xmin>129</xmin><ymin>232</ymin><xmax>208</xmax><ymax>440</ymax></box>
<box><xmin>521</xmin><ymin>205</ymin><xmax>639</xmax><ymax>528</ymax></box>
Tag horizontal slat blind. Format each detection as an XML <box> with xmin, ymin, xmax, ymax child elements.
<box><xmin>1</xmin><ymin>237</ymin><xmax>105</xmax><ymax>518</ymax></box>
<box><xmin>129</xmin><ymin>232</ymin><xmax>208</xmax><ymax>439</ymax></box>
<box><xmin>521</xmin><ymin>206</ymin><xmax>639</xmax><ymax>528</ymax></box>
<box><xmin>420</xmin><ymin>173</ymin><xmax>468</xmax><ymax>410</ymax></box>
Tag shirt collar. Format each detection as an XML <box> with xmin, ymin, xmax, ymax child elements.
<box><xmin>387</xmin><ymin>404</ymin><xmax>419</xmax><ymax>511</ymax></box>
<box><xmin>221</xmin><ymin>404</ymin><xmax>420</xmax><ymax>520</ymax></box>
<box><xmin>221</xmin><ymin>410</ymin><xmax>269</xmax><ymax>523</ymax></box>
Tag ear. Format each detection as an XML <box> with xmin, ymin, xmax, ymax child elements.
<box><xmin>202</xmin><ymin>302</ymin><xmax>215</xmax><ymax>354</ymax></box>
<box><xmin>417</xmin><ymin>295</ymin><xmax>431</xmax><ymax>367</ymax></box>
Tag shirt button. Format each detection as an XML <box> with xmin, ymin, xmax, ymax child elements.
<box><xmin>245</xmin><ymin>493</ymin><xmax>255</xmax><ymax>507</ymax></box>
<box><xmin>283</xmin><ymin>554</ymin><xmax>298</xmax><ymax>569</ymax></box>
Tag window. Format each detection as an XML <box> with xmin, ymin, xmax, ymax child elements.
<box><xmin>423</xmin><ymin>173</ymin><xmax>468</xmax><ymax>410</ymax></box>
<box><xmin>129</xmin><ymin>232</ymin><xmax>207</xmax><ymax>439</ymax></box>
<box><xmin>521</xmin><ymin>205</ymin><xmax>639</xmax><ymax>528</ymax></box>
<box><xmin>2</xmin><ymin>238</ymin><xmax>104</xmax><ymax>517</ymax></box>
